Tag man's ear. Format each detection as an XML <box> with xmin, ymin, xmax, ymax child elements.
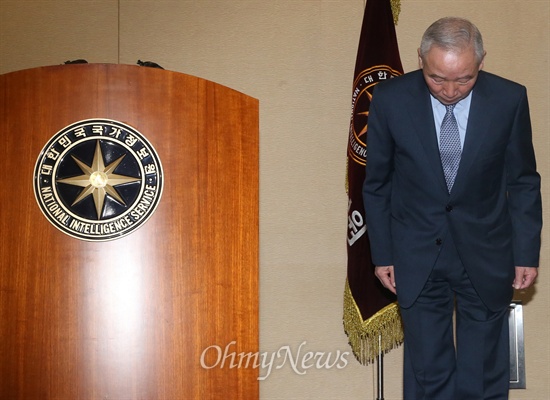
<box><xmin>417</xmin><ymin>48</ymin><xmax>424</xmax><ymax>68</ymax></box>
<box><xmin>478</xmin><ymin>51</ymin><xmax>487</xmax><ymax>71</ymax></box>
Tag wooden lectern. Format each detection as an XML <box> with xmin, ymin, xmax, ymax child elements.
<box><xmin>0</xmin><ymin>64</ymin><xmax>259</xmax><ymax>399</ymax></box>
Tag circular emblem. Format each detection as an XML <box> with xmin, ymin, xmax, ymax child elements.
<box><xmin>33</xmin><ymin>119</ymin><xmax>164</xmax><ymax>241</ymax></box>
<box><xmin>348</xmin><ymin>65</ymin><xmax>402</xmax><ymax>166</ymax></box>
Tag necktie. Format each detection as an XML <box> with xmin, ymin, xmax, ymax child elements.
<box><xmin>439</xmin><ymin>104</ymin><xmax>461</xmax><ymax>193</ymax></box>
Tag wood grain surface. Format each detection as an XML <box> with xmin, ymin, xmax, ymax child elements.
<box><xmin>0</xmin><ymin>64</ymin><xmax>259</xmax><ymax>399</ymax></box>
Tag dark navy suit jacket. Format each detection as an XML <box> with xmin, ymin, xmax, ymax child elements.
<box><xmin>362</xmin><ymin>70</ymin><xmax>542</xmax><ymax>311</ymax></box>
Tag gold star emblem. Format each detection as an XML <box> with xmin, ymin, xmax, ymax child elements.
<box><xmin>57</xmin><ymin>141</ymin><xmax>140</xmax><ymax>219</ymax></box>
<box><xmin>354</xmin><ymin>89</ymin><xmax>373</xmax><ymax>140</ymax></box>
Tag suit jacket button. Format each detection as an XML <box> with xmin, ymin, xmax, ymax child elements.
<box><xmin>446</xmin><ymin>205</ymin><xmax>453</xmax><ymax>212</ymax></box>
<box><xmin>436</xmin><ymin>238</ymin><xmax>442</xmax><ymax>246</ymax></box>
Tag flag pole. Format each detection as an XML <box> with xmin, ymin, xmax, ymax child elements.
<box><xmin>376</xmin><ymin>334</ymin><xmax>384</xmax><ymax>400</ymax></box>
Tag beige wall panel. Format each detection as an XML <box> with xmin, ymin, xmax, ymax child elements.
<box><xmin>1</xmin><ymin>0</ymin><xmax>549</xmax><ymax>399</ymax></box>
<box><xmin>0</xmin><ymin>1</ymin><xmax>119</xmax><ymax>73</ymax></box>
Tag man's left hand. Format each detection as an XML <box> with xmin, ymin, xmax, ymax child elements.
<box><xmin>513</xmin><ymin>266</ymin><xmax>538</xmax><ymax>290</ymax></box>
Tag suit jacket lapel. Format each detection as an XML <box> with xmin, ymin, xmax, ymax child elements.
<box><xmin>451</xmin><ymin>71</ymin><xmax>493</xmax><ymax>197</ymax></box>
<box><xmin>405</xmin><ymin>71</ymin><xmax>449</xmax><ymax>193</ymax></box>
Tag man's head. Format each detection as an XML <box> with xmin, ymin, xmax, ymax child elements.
<box><xmin>418</xmin><ymin>17</ymin><xmax>486</xmax><ymax>105</ymax></box>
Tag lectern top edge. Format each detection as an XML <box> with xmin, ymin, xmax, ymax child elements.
<box><xmin>0</xmin><ymin>63</ymin><xmax>259</xmax><ymax>102</ymax></box>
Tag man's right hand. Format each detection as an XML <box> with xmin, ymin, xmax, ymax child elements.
<box><xmin>375</xmin><ymin>265</ymin><xmax>397</xmax><ymax>295</ymax></box>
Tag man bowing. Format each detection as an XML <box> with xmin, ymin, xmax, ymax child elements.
<box><xmin>363</xmin><ymin>16</ymin><xmax>542</xmax><ymax>399</ymax></box>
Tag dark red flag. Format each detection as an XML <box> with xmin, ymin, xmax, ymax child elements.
<box><xmin>343</xmin><ymin>0</ymin><xmax>404</xmax><ymax>365</ymax></box>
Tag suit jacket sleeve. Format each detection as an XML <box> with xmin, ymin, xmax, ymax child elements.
<box><xmin>362</xmin><ymin>86</ymin><xmax>395</xmax><ymax>266</ymax></box>
<box><xmin>505</xmin><ymin>86</ymin><xmax>542</xmax><ymax>267</ymax></box>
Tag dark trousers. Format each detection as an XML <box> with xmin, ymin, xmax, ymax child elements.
<box><xmin>400</xmin><ymin>234</ymin><xmax>510</xmax><ymax>400</ymax></box>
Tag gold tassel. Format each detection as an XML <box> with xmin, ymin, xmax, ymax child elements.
<box><xmin>343</xmin><ymin>278</ymin><xmax>404</xmax><ymax>365</ymax></box>
<box><xmin>390</xmin><ymin>0</ymin><xmax>401</xmax><ymax>25</ymax></box>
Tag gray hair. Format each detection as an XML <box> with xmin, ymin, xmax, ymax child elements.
<box><xmin>419</xmin><ymin>17</ymin><xmax>485</xmax><ymax>65</ymax></box>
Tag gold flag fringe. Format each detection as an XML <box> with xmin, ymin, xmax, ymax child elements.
<box><xmin>390</xmin><ymin>0</ymin><xmax>401</xmax><ymax>25</ymax></box>
<box><xmin>343</xmin><ymin>278</ymin><xmax>404</xmax><ymax>365</ymax></box>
